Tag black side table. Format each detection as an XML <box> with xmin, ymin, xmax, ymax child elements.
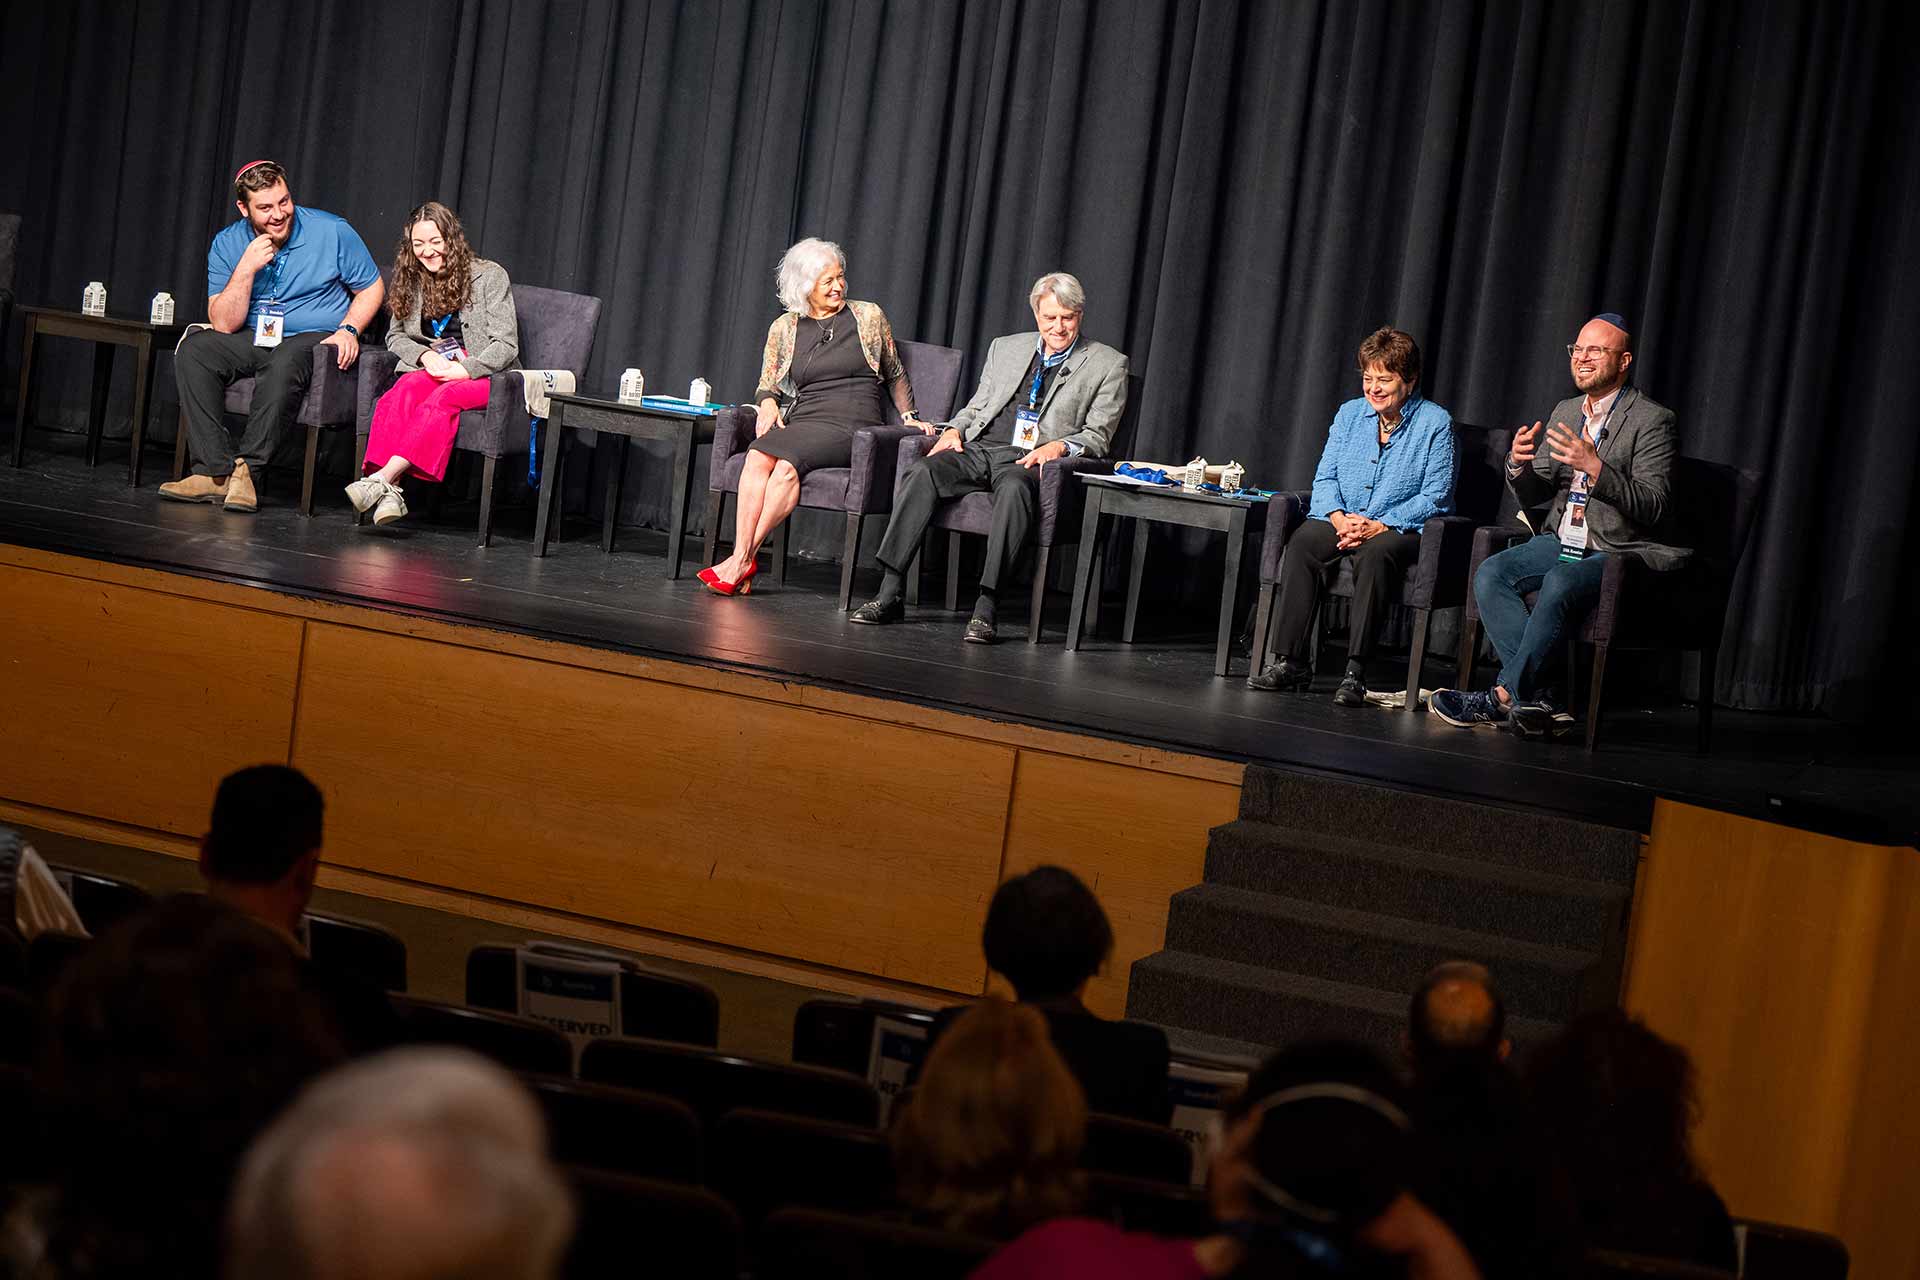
<box><xmin>1063</xmin><ymin>474</ymin><xmax>1270</xmax><ymax>677</ymax></box>
<box><xmin>11</xmin><ymin>305</ymin><xmax>183</xmax><ymax>487</ymax></box>
<box><xmin>533</xmin><ymin>393</ymin><xmax>719</xmax><ymax>578</ymax></box>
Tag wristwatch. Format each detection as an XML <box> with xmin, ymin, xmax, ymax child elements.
<box><xmin>336</xmin><ymin>323</ymin><xmax>360</xmax><ymax>338</ymax></box>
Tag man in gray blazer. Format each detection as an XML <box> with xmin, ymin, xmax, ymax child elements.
<box><xmin>1432</xmin><ymin>313</ymin><xmax>1686</xmax><ymax>739</ymax></box>
<box><xmin>850</xmin><ymin>272</ymin><xmax>1129</xmax><ymax>642</ymax></box>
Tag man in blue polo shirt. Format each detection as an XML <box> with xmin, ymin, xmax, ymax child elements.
<box><xmin>160</xmin><ymin>160</ymin><xmax>384</xmax><ymax>512</ymax></box>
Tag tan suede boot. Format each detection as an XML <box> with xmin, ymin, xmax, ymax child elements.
<box><xmin>223</xmin><ymin>460</ymin><xmax>259</xmax><ymax>513</ymax></box>
<box><xmin>157</xmin><ymin>473</ymin><xmax>228</xmax><ymax>504</ymax></box>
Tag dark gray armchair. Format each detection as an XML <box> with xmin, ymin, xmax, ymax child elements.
<box><xmin>171</xmin><ymin>341</ymin><xmax>359</xmax><ymax>514</ymax></box>
<box><xmin>1250</xmin><ymin>423</ymin><xmax>1507</xmax><ymax>708</ymax></box>
<box><xmin>898</xmin><ymin>373</ymin><xmax>1140</xmax><ymax>644</ymax></box>
<box><xmin>0</xmin><ymin>214</ymin><xmax>18</xmax><ymax>397</ymax></box>
<box><xmin>353</xmin><ymin>284</ymin><xmax>602</xmax><ymax>546</ymax></box>
<box><xmin>701</xmin><ymin>339</ymin><xmax>965</xmax><ymax>609</ymax></box>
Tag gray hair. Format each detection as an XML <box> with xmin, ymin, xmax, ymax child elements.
<box><xmin>227</xmin><ymin>1048</ymin><xmax>574</xmax><ymax>1280</ymax></box>
<box><xmin>1029</xmin><ymin>272</ymin><xmax>1086</xmax><ymax>315</ymax></box>
<box><xmin>776</xmin><ymin>237</ymin><xmax>847</xmax><ymax>314</ymax></box>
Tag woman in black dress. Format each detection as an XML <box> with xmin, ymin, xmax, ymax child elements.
<box><xmin>699</xmin><ymin>238</ymin><xmax>924</xmax><ymax>595</ymax></box>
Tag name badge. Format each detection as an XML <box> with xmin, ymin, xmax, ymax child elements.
<box><xmin>253</xmin><ymin>304</ymin><xmax>285</xmax><ymax>348</ymax></box>
<box><xmin>1557</xmin><ymin>490</ymin><xmax>1591</xmax><ymax>561</ymax></box>
<box><xmin>1012</xmin><ymin>408</ymin><xmax>1041</xmax><ymax>450</ymax></box>
<box><xmin>431</xmin><ymin>337</ymin><xmax>468</xmax><ymax>361</ymax></box>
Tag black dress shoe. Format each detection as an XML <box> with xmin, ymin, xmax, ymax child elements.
<box><xmin>964</xmin><ymin>616</ymin><xmax>997</xmax><ymax>644</ymax></box>
<box><xmin>849</xmin><ymin>597</ymin><xmax>904</xmax><ymax>625</ymax></box>
<box><xmin>1247</xmin><ymin>658</ymin><xmax>1312</xmax><ymax>692</ymax></box>
<box><xmin>1333</xmin><ymin>672</ymin><xmax>1368</xmax><ymax>706</ymax></box>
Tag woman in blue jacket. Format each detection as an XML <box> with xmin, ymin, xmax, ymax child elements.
<box><xmin>1249</xmin><ymin>328</ymin><xmax>1454</xmax><ymax>706</ymax></box>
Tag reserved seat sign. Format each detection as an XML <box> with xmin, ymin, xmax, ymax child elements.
<box><xmin>516</xmin><ymin>943</ymin><xmax>624</xmax><ymax>1065</ymax></box>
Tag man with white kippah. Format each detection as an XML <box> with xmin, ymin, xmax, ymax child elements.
<box><xmin>850</xmin><ymin>272</ymin><xmax>1129</xmax><ymax>643</ymax></box>
<box><xmin>1432</xmin><ymin>313</ymin><xmax>1687</xmax><ymax>739</ymax></box>
<box><xmin>160</xmin><ymin>160</ymin><xmax>384</xmax><ymax>513</ymax></box>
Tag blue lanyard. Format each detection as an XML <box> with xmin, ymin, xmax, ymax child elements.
<box><xmin>259</xmin><ymin>249</ymin><xmax>288</xmax><ymax>303</ymax></box>
<box><xmin>1028</xmin><ymin>339</ymin><xmax>1076</xmax><ymax>409</ymax></box>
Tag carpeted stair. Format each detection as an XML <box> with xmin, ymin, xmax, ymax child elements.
<box><xmin>1129</xmin><ymin>766</ymin><xmax>1642</xmax><ymax>1058</ymax></box>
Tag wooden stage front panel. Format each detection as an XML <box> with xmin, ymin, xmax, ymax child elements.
<box><xmin>0</xmin><ymin>546</ymin><xmax>1241</xmax><ymax>1005</ymax></box>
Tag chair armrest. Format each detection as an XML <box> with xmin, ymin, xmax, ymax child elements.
<box><xmin>895</xmin><ymin>430</ymin><xmax>936</xmax><ymax>489</ymax></box>
<box><xmin>846</xmin><ymin>424</ymin><xmax>920</xmax><ymax>513</ymax></box>
<box><xmin>1257</xmin><ymin>491</ymin><xmax>1312</xmax><ymax>585</ymax></box>
<box><xmin>1459</xmin><ymin>524</ymin><xmax>1533</xmax><ymax>623</ymax></box>
<box><xmin>1406</xmin><ymin>516</ymin><xmax>1478</xmax><ymax>610</ymax></box>
<box><xmin>355</xmin><ymin>348</ymin><xmax>400</xmax><ymax>436</ymax></box>
<box><xmin>708</xmin><ymin>406</ymin><xmax>756</xmax><ymax>489</ymax></box>
<box><xmin>1035</xmin><ymin>455</ymin><xmax>1116</xmax><ymax>544</ymax></box>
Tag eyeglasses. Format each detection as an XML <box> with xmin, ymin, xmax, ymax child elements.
<box><xmin>1567</xmin><ymin>344</ymin><xmax>1620</xmax><ymax>360</ymax></box>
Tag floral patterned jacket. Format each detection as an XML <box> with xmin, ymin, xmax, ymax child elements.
<box><xmin>752</xmin><ymin>299</ymin><xmax>917</xmax><ymax>421</ymax></box>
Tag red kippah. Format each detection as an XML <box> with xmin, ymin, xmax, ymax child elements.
<box><xmin>233</xmin><ymin>159</ymin><xmax>276</xmax><ymax>183</ymax></box>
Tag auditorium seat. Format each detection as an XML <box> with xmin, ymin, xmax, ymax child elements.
<box><xmin>351</xmin><ymin>283</ymin><xmax>602</xmax><ymax>545</ymax></box>
<box><xmin>711</xmin><ymin>1108</ymin><xmax>896</xmax><ymax>1224</ymax></box>
<box><xmin>1733</xmin><ymin>1218</ymin><xmax>1848</xmax><ymax>1279</ymax></box>
<box><xmin>1081</xmin><ymin>1112</ymin><xmax>1193</xmax><ymax>1187</ymax></box>
<box><xmin>578</xmin><ymin>1037</ymin><xmax>880</xmax><ymax>1130</ymax></box>
<box><xmin>519</xmin><ymin>1073</ymin><xmax>703</xmax><ymax>1183</ymax></box>
<box><xmin>387</xmin><ymin>994</ymin><xmax>573</xmax><ymax>1075</ymax></box>
<box><xmin>757</xmin><ymin>1207</ymin><xmax>996</xmax><ymax>1280</ymax></box>
<box><xmin>46</xmin><ymin>864</ymin><xmax>151</xmax><ymax>935</ymax></box>
<box><xmin>1252</xmin><ymin>422</ymin><xmax>1506</xmax><ymax>700</ymax></box>
<box><xmin>1583</xmin><ymin>1249</ymin><xmax>1735</xmax><ymax>1278</ymax></box>
<box><xmin>704</xmin><ymin>338</ymin><xmax>967</xmax><ymax>610</ymax></box>
<box><xmin>564</xmin><ymin>1167</ymin><xmax>741</xmax><ymax>1280</ymax></box>
<box><xmin>1457</xmin><ymin>457</ymin><xmax>1765</xmax><ymax>751</ymax></box>
<box><xmin>304</xmin><ymin>909</ymin><xmax>407</xmax><ymax>992</ymax></box>
<box><xmin>902</xmin><ymin>372</ymin><xmax>1143</xmax><ymax>643</ymax></box>
<box><xmin>466</xmin><ymin>942</ymin><xmax>720</xmax><ymax>1048</ymax></box>
<box><xmin>791</xmin><ymin>998</ymin><xmax>879</xmax><ymax>1075</ymax></box>
<box><xmin>1084</xmin><ymin>1171</ymin><xmax>1216</xmax><ymax>1237</ymax></box>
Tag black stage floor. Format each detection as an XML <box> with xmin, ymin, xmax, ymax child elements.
<box><xmin>4</xmin><ymin>436</ymin><xmax>1913</xmax><ymax>845</ymax></box>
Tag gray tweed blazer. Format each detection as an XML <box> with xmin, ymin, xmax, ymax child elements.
<box><xmin>384</xmin><ymin>257</ymin><xmax>520</xmax><ymax>379</ymax></box>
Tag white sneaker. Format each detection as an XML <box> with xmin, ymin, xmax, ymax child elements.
<box><xmin>345</xmin><ymin>477</ymin><xmax>387</xmax><ymax>513</ymax></box>
<box><xmin>372</xmin><ymin>485</ymin><xmax>409</xmax><ymax>526</ymax></box>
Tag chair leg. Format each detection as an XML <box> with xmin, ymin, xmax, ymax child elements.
<box><xmin>1696</xmin><ymin>645</ymin><xmax>1718</xmax><ymax>756</ymax></box>
<box><xmin>476</xmin><ymin>456</ymin><xmax>498</xmax><ymax>547</ymax></box>
<box><xmin>354</xmin><ymin>430</ymin><xmax>371</xmax><ymax>525</ymax></box>
<box><xmin>1250</xmin><ymin>583</ymin><xmax>1275</xmax><ymax>672</ymax></box>
<box><xmin>772</xmin><ymin>524</ymin><xmax>788</xmax><ymax>584</ymax></box>
<box><xmin>702</xmin><ymin>489</ymin><xmax>724</xmax><ymax>565</ymax></box>
<box><xmin>1403</xmin><ymin>607</ymin><xmax>1431</xmax><ymax>713</ymax></box>
<box><xmin>1028</xmin><ymin>544</ymin><xmax>1051</xmax><ymax>644</ymax></box>
<box><xmin>939</xmin><ymin>530</ymin><xmax>960</xmax><ymax>612</ymax></box>
<box><xmin>839</xmin><ymin>513</ymin><xmax>862</xmax><ymax>611</ymax></box>
<box><xmin>173</xmin><ymin>407</ymin><xmax>189</xmax><ymax>481</ymax></box>
<box><xmin>1455</xmin><ymin>616</ymin><xmax>1479</xmax><ymax>691</ymax></box>
<box><xmin>1584</xmin><ymin>642</ymin><xmax>1608</xmax><ymax>751</ymax></box>
<box><xmin>298</xmin><ymin>424</ymin><xmax>320</xmax><ymax>517</ymax></box>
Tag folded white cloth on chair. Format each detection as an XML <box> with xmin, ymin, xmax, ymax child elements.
<box><xmin>518</xmin><ymin>370</ymin><xmax>576</xmax><ymax>420</ymax></box>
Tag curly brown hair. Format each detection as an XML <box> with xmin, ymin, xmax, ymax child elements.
<box><xmin>389</xmin><ymin>201</ymin><xmax>476</xmax><ymax>323</ymax></box>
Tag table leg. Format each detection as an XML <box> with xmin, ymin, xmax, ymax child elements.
<box><xmin>86</xmin><ymin>343</ymin><xmax>115</xmax><ymax>468</ymax></box>
<box><xmin>1215</xmin><ymin>511</ymin><xmax>1247</xmax><ymax>677</ymax></box>
<box><xmin>11</xmin><ymin>322</ymin><xmax>35</xmax><ymax>467</ymax></box>
<box><xmin>602</xmin><ymin>435</ymin><xmax>627</xmax><ymax>554</ymax></box>
<box><xmin>129</xmin><ymin>337</ymin><xmax>155</xmax><ymax>488</ymax></box>
<box><xmin>533</xmin><ymin>409</ymin><xmax>567</xmax><ymax>557</ymax></box>
<box><xmin>1063</xmin><ymin>487</ymin><xmax>1105</xmax><ymax>652</ymax></box>
<box><xmin>1122</xmin><ymin>518</ymin><xmax>1149</xmax><ymax>645</ymax></box>
<box><xmin>666</xmin><ymin>425</ymin><xmax>695</xmax><ymax>579</ymax></box>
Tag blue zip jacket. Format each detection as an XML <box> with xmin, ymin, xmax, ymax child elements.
<box><xmin>1308</xmin><ymin>395</ymin><xmax>1456</xmax><ymax>532</ymax></box>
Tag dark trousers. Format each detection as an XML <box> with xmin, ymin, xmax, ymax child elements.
<box><xmin>174</xmin><ymin>328</ymin><xmax>325</xmax><ymax>476</ymax></box>
<box><xmin>1473</xmin><ymin>533</ymin><xmax>1609</xmax><ymax>701</ymax></box>
<box><xmin>1270</xmin><ymin>517</ymin><xmax>1420</xmax><ymax>664</ymax></box>
<box><xmin>876</xmin><ymin>443</ymin><xmax>1038</xmax><ymax>592</ymax></box>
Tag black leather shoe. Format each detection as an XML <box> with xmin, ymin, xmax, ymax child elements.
<box><xmin>964</xmin><ymin>616</ymin><xmax>997</xmax><ymax>644</ymax></box>
<box><xmin>849</xmin><ymin>597</ymin><xmax>904</xmax><ymax>625</ymax></box>
<box><xmin>1509</xmin><ymin>699</ymin><xmax>1575</xmax><ymax>740</ymax></box>
<box><xmin>1332</xmin><ymin>672</ymin><xmax>1368</xmax><ymax>706</ymax></box>
<box><xmin>1247</xmin><ymin>658</ymin><xmax>1313</xmax><ymax>692</ymax></box>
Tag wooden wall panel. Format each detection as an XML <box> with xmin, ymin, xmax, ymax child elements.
<box><xmin>1001</xmin><ymin>751</ymin><xmax>1240</xmax><ymax>1018</ymax></box>
<box><xmin>291</xmin><ymin>622</ymin><xmax>1015</xmax><ymax>994</ymax></box>
<box><xmin>0</xmin><ymin>563</ymin><xmax>302</xmax><ymax>834</ymax></box>
<box><xmin>1626</xmin><ymin>800</ymin><xmax>1920</xmax><ymax>1277</ymax></box>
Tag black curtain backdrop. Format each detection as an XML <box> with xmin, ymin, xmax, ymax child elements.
<box><xmin>2</xmin><ymin>0</ymin><xmax>1915</xmax><ymax>717</ymax></box>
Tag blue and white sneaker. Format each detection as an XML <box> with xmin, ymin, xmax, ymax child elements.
<box><xmin>1429</xmin><ymin>687</ymin><xmax>1508</xmax><ymax>728</ymax></box>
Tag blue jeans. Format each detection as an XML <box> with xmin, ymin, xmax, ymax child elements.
<box><xmin>1473</xmin><ymin>535</ymin><xmax>1608</xmax><ymax>702</ymax></box>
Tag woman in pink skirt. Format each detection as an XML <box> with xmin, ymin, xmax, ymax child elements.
<box><xmin>347</xmin><ymin>201</ymin><xmax>518</xmax><ymax>525</ymax></box>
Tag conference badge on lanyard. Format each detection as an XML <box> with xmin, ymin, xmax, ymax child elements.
<box><xmin>1557</xmin><ymin>421</ymin><xmax>1610</xmax><ymax>562</ymax></box>
<box><xmin>253</xmin><ymin>303</ymin><xmax>286</xmax><ymax>348</ymax></box>
<box><xmin>1013</xmin><ymin>408</ymin><xmax>1041</xmax><ymax>450</ymax></box>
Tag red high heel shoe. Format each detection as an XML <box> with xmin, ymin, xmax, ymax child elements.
<box><xmin>698</xmin><ymin>560</ymin><xmax>758</xmax><ymax>597</ymax></box>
